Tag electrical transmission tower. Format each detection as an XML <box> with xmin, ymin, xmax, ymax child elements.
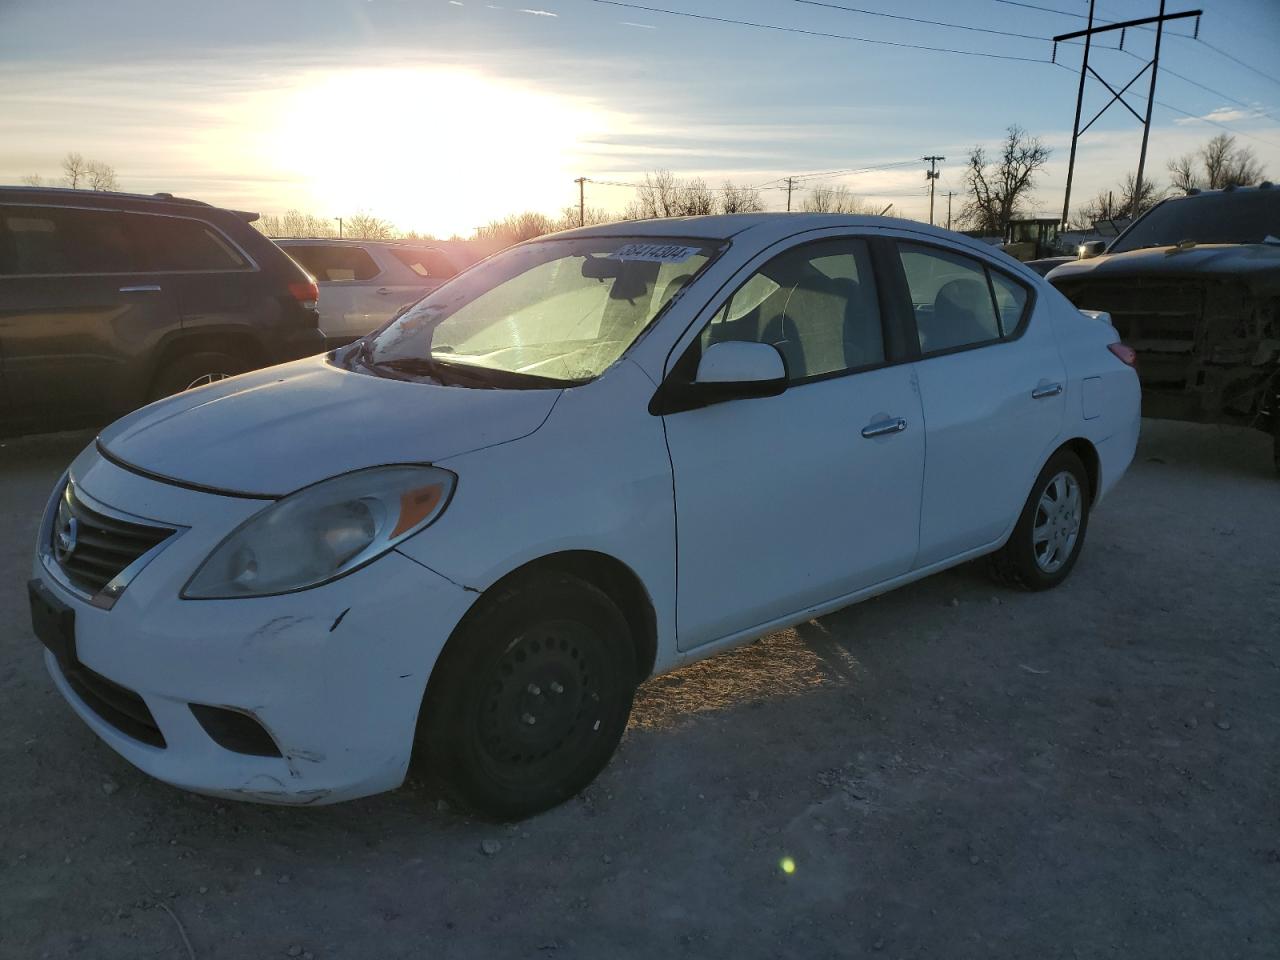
<box><xmin>1056</xmin><ymin>0</ymin><xmax>1203</xmax><ymax>224</ymax></box>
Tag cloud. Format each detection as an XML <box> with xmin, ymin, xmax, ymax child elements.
<box><xmin>1174</xmin><ymin>106</ymin><xmax>1261</xmax><ymax>125</ymax></box>
<box><xmin>518</xmin><ymin>8</ymin><xmax>558</xmax><ymax>15</ymax></box>
<box><xmin>621</xmin><ymin>21</ymin><xmax>656</xmax><ymax>29</ymax></box>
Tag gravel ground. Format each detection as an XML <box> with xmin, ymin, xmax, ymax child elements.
<box><xmin>2</xmin><ymin>420</ymin><xmax>1278</xmax><ymax>960</ymax></box>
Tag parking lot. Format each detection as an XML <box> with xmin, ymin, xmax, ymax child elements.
<box><xmin>1</xmin><ymin>419</ymin><xmax>1277</xmax><ymax>960</ymax></box>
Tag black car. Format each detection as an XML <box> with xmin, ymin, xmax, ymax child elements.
<box><xmin>0</xmin><ymin>187</ymin><xmax>325</xmax><ymax>434</ymax></box>
<box><xmin>1048</xmin><ymin>185</ymin><xmax>1280</xmax><ymax>471</ymax></box>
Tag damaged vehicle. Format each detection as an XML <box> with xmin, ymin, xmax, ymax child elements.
<box><xmin>1048</xmin><ymin>185</ymin><xmax>1280</xmax><ymax>471</ymax></box>
<box><xmin>29</xmin><ymin>214</ymin><xmax>1140</xmax><ymax>819</ymax></box>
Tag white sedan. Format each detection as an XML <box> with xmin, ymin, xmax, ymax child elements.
<box><xmin>29</xmin><ymin>214</ymin><xmax>1140</xmax><ymax>819</ymax></box>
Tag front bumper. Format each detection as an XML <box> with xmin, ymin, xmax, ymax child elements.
<box><xmin>33</xmin><ymin>448</ymin><xmax>475</xmax><ymax>805</ymax></box>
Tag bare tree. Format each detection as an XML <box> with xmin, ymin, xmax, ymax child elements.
<box><xmin>1167</xmin><ymin>133</ymin><xmax>1266</xmax><ymax>192</ymax></box>
<box><xmin>86</xmin><ymin>160</ymin><xmax>119</xmax><ymax>192</ymax></box>
<box><xmin>61</xmin><ymin>152</ymin><xmax>88</xmax><ymax>188</ymax></box>
<box><xmin>344</xmin><ymin>212</ymin><xmax>396</xmax><ymax>241</ymax></box>
<box><xmin>626</xmin><ymin>170</ymin><xmax>722</xmax><ymax>219</ymax></box>
<box><xmin>475</xmin><ymin>212</ymin><xmax>556</xmax><ymax>247</ymax></box>
<box><xmin>551</xmin><ymin>205</ymin><xmax>616</xmax><ymax>232</ymax></box>
<box><xmin>1072</xmin><ymin>171</ymin><xmax>1165</xmax><ymax>228</ymax></box>
<box><xmin>719</xmin><ymin>180</ymin><xmax>764</xmax><ymax>214</ymax></box>
<box><xmin>960</xmin><ymin>125</ymin><xmax>1051</xmax><ymax>235</ymax></box>
<box><xmin>801</xmin><ymin>183</ymin><xmax>874</xmax><ymax>214</ymax></box>
<box><xmin>19</xmin><ymin>174</ymin><xmax>44</xmax><ymax>186</ymax></box>
<box><xmin>627</xmin><ymin>170</ymin><xmax>683</xmax><ymax>219</ymax></box>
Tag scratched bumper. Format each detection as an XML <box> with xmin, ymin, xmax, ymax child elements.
<box><xmin>33</xmin><ymin>447</ymin><xmax>475</xmax><ymax>805</ymax></box>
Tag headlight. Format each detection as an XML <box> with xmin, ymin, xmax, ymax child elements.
<box><xmin>183</xmin><ymin>465</ymin><xmax>455</xmax><ymax>599</ymax></box>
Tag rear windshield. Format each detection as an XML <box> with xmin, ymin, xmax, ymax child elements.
<box><xmin>1109</xmin><ymin>191</ymin><xmax>1280</xmax><ymax>252</ymax></box>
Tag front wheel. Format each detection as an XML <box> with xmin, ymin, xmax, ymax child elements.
<box><xmin>989</xmin><ymin>449</ymin><xmax>1091</xmax><ymax>591</ymax></box>
<box><xmin>418</xmin><ymin>572</ymin><xmax>637</xmax><ymax>820</ymax></box>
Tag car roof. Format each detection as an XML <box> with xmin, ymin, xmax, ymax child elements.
<box><xmin>1168</xmin><ymin>183</ymin><xmax>1277</xmax><ymax>200</ymax></box>
<box><xmin>549</xmin><ymin>212</ymin><xmax>1031</xmax><ymax>271</ymax></box>
<box><xmin>0</xmin><ymin>185</ymin><xmax>258</xmax><ymax>220</ymax></box>
<box><xmin>273</xmin><ymin>237</ymin><xmax>448</xmax><ymax>249</ymax></box>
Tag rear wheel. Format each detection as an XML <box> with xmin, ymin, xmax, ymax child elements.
<box><xmin>418</xmin><ymin>572</ymin><xmax>637</xmax><ymax>820</ymax></box>
<box><xmin>149</xmin><ymin>351</ymin><xmax>247</xmax><ymax>401</ymax></box>
<box><xmin>989</xmin><ymin>449</ymin><xmax>1091</xmax><ymax>591</ymax></box>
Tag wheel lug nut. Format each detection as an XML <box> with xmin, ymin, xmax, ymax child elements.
<box><xmin>527</xmin><ymin>683</ymin><xmax>541</xmax><ymax>696</ymax></box>
<box><xmin>549</xmin><ymin>681</ymin><xmax>564</xmax><ymax>694</ymax></box>
<box><xmin>521</xmin><ymin>712</ymin><xmax>537</xmax><ymax>725</ymax></box>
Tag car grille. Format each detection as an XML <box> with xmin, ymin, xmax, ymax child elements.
<box><xmin>53</xmin><ymin>485</ymin><xmax>175</xmax><ymax>598</ymax></box>
<box><xmin>1053</xmin><ymin>277</ymin><xmax>1205</xmax><ymax>351</ymax></box>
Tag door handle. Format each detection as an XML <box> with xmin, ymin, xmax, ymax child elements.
<box><xmin>1032</xmin><ymin>383</ymin><xmax>1063</xmax><ymax>399</ymax></box>
<box><xmin>118</xmin><ymin>285</ymin><xmax>162</xmax><ymax>293</ymax></box>
<box><xmin>861</xmin><ymin>417</ymin><xmax>907</xmax><ymax>438</ymax></box>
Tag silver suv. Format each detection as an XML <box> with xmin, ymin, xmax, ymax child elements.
<box><xmin>276</xmin><ymin>238</ymin><xmax>469</xmax><ymax>348</ymax></box>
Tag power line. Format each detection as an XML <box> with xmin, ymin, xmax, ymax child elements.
<box><xmin>587</xmin><ymin>0</ymin><xmax>1053</xmax><ymax>62</ymax></box>
<box><xmin>1193</xmin><ymin>36</ymin><xmax>1280</xmax><ymax>90</ymax></box>
<box><xmin>792</xmin><ymin>0</ymin><xmax>1045</xmax><ymax>42</ymax></box>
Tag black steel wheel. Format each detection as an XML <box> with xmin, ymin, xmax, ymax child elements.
<box><xmin>419</xmin><ymin>572</ymin><xmax>636</xmax><ymax>820</ymax></box>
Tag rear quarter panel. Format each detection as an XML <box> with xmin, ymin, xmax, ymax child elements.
<box><xmin>1045</xmin><ymin>291</ymin><xmax>1142</xmax><ymax>502</ymax></box>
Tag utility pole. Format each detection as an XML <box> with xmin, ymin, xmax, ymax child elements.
<box><xmin>574</xmin><ymin>176</ymin><xmax>587</xmax><ymax>227</ymax></box>
<box><xmin>785</xmin><ymin>177</ymin><xmax>795</xmax><ymax>212</ymax></box>
<box><xmin>923</xmin><ymin>156</ymin><xmax>944</xmax><ymax>225</ymax></box>
<box><xmin>946</xmin><ymin>192</ymin><xmax>953</xmax><ymax>231</ymax></box>
<box><xmin>334</xmin><ymin>217</ymin><xmax>343</xmax><ymax>239</ymax></box>
<box><xmin>1054</xmin><ymin>2</ymin><xmax>1201</xmax><ymax>225</ymax></box>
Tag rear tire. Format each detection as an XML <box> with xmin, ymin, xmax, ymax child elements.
<box><xmin>988</xmin><ymin>449</ymin><xmax>1091</xmax><ymax>591</ymax></box>
<box><xmin>418</xmin><ymin>572</ymin><xmax>637</xmax><ymax>820</ymax></box>
<box><xmin>149</xmin><ymin>351</ymin><xmax>247</xmax><ymax>401</ymax></box>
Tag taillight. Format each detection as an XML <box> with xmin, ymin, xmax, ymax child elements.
<box><xmin>1108</xmin><ymin>342</ymin><xmax>1137</xmax><ymax>368</ymax></box>
<box><xmin>288</xmin><ymin>280</ymin><xmax>319</xmax><ymax>310</ymax></box>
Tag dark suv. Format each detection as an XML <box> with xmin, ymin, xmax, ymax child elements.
<box><xmin>0</xmin><ymin>187</ymin><xmax>325</xmax><ymax>434</ymax></box>
<box><xmin>1048</xmin><ymin>186</ymin><xmax>1280</xmax><ymax>471</ymax></box>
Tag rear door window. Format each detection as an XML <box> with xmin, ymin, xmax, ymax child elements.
<box><xmin>0</xmin><ymin>205</ymin><xmax>147</xmax><ymax>275</ymax></box>
<box><xmin>896</xmin><ymin>243</ymin><xmax>1029</xmax><ymax>354</ymax></box>
<box><xmin>286</xmin><ymin>245</ymin><xmax>380</xmax><ymax>282</ymax></box>
<box><xmin>389</xmin><ymin>247</ymin><xmax>458</xmax><ymax>280</ymax></box>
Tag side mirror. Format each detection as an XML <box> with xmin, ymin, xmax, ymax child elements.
<box><xmin>693</xmin><ymin>341</ymin><xmax>787</xmax><ymax>398</ymax></box>
<box><xmin>1078</xmin><ymin>240</ymin><xmax>1106</xmax><ymax>260</ymax></box>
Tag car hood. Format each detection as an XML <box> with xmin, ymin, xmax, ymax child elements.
<box><xmin>98</xmin><ymin>355</ymin><xmax>561</xmax><ymax>496</ymax></box>
<box><xmin>1047</xmin><ymin>243</ymin><xmax>1280</xmax><ymax>283</ymax></box>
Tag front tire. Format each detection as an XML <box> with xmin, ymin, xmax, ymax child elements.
<box><xmin>988</xmin><ymin>449</ymin><xmax>1091</xmax><ymax>591</ymax></box>
<box><xmin>418</xmin><ymin>572</ymin><xmax>637</xmax><ymax>820</ymax></box>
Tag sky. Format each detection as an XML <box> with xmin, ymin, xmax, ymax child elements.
<box><xmin>1</xmin><ymin>0</ymin><xmax>1278</xmax><ymax>237</ymax></box>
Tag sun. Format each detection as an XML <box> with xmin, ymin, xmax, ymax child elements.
<box><xmin>261</xmin><ymin>66</ymin><xmax>613</xmax><ymax>237</ymax></box>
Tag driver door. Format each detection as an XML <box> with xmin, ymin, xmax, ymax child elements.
<box><xmin>661</xmin><ymin>236</ymin><xmax>925</xmax><ymax>651</ymax></box>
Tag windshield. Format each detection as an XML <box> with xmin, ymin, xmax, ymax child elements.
<box><xmin>361</xmin><ymin>236</ymin><xmax>721</xmax><ymax>386</ymax></box>
<box><xmin>1110</xmin><ymin>191</ymin><xmax>1280</xmax><ymax>253</ymax></box>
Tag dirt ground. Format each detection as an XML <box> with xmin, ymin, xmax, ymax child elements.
<box><xmin>1</xmin><ymin>420</ymin><xmax>1277</xmax><ymax>960</ymax></box>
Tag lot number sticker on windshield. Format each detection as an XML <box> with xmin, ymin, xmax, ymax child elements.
<box><xmin>607</xmin><ymin>243</ymin><xmax>701</xmax><ymax>263</ymax></box>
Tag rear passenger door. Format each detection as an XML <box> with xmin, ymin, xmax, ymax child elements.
<box><xmin>885</xmin><ymin>240</ymin><xmax>1066</xmax><ymax>567</ymax></box>
<box><xmin>0</xmin><ymin>204</ymin><xmax>181</xmax><ymax>427</ymax></box>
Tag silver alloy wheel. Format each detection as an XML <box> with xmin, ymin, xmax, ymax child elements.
<box><xmin>183</xmin><ymin>372</ymin><xmax>232</xmax><ymax>391</ymax></box>
<box><xmin>1032</xmin><ymin>470</ymin><xmax>1082</xmax><ymax>574</ymax></box>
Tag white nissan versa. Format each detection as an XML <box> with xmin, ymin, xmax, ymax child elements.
<box><xmin>30</xmin><ymin>214</ymin><xmax>1140</xmax><ymax>818</ymax></box>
